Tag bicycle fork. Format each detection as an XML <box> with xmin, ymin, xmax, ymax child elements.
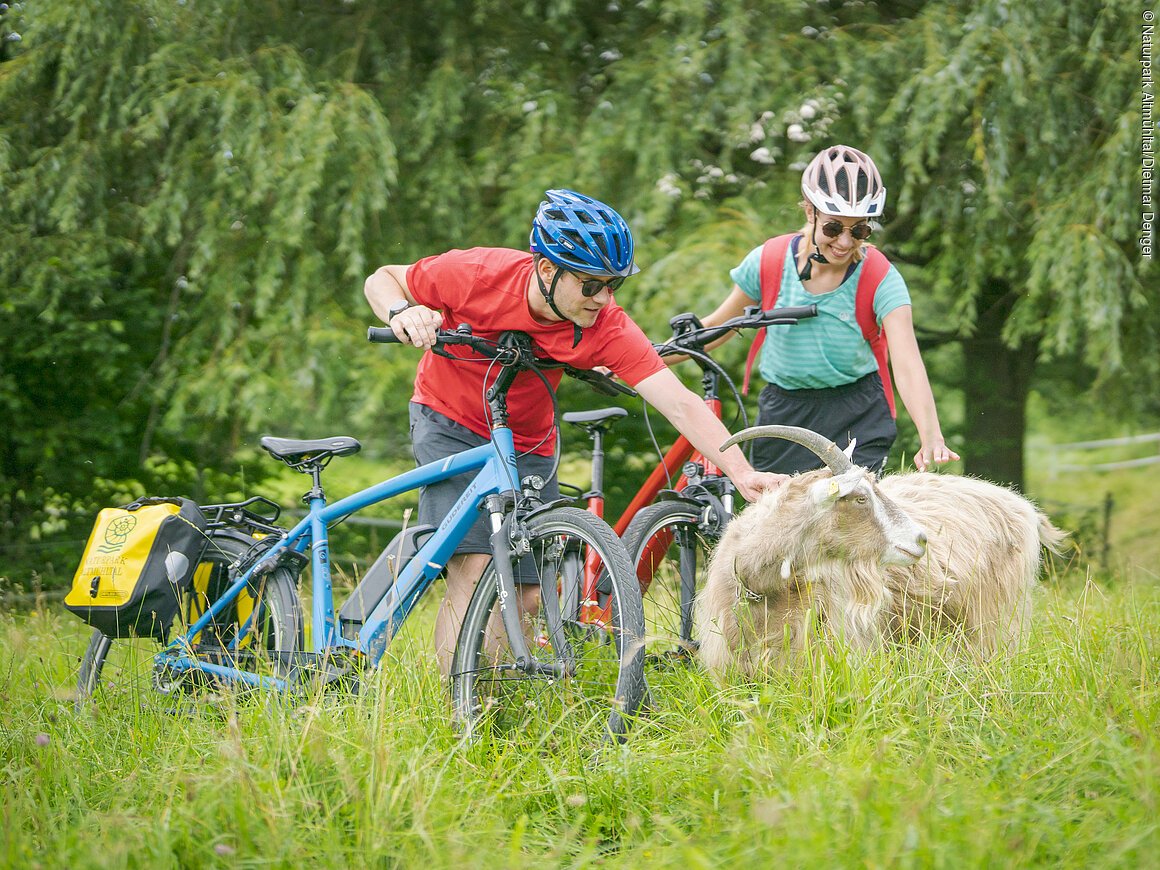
<box><xmin>484</xmin><ymin>495</ymin><xmax>572</xmax><ymax>678</ymax></box>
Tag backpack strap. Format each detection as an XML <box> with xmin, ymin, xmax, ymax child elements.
<box><xmin>854</xmin><ymin>246</ymin><xmax>896</xmax><ymax>418</ymax></box>
<box><xmin>742</xmin><ymin>234</ymin><xmax>796</xmax><ymax>395</ymax></box>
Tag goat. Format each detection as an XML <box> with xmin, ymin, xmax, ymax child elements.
<box><xmin>695</xmin><ymin>426</ymin><xmax>1068</xmax><ymax>675</ymax></box>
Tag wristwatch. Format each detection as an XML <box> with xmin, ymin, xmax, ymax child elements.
<box><xmin>386</xmin><ymin>299</ymin><xmax>411</xmax><ymax>324</ymax></box>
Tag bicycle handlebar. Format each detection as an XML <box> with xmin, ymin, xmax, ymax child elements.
<box><xmin>659</xmin><ymin>304</ymin><xmax>817</xmax><ymax>353</ymax></box>
<box><xmin>367</xmin><ymin>324</ymin><xmax>638</xmax><ymax>398</ymax></box>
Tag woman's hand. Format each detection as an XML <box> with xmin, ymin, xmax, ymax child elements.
<box><xmin>914</xmin><ymin>438</ymin><xmax>960</xmax><ymax>472</ymax></box>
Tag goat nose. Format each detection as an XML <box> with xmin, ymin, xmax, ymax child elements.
<box><xmin>917</xmin><ymin>530</ymin><xmax>928</xmax><ymax>547</ymax></box>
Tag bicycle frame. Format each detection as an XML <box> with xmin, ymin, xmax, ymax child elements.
<box><xmin>611</xmin><ymin>395</ymin><xmax>725</xmax><ymax>537</ymax></box>
<box><xmin>574</xmin><ymin>392</ymin><xmax>728</xmax><ymax>627</ymax></box>
<box><xmin>157</xmin><ymin>427</ymin><xmax>524</xmax><ymax>690</ymax></box>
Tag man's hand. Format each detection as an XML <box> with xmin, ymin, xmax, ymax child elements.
<box><xmin>914</xmin><ymin>438</ymin><xmax>960</xmax><ymax>472</ymax></box>
<box><xmin>733</xmin><ymin>469</ymin><xmax>788</xmax><ymax>502</ymax></box>
<box><xmin>390</xmin><ymin>305</ymin><xmax>443</xmax><ymax>349</ymax></box>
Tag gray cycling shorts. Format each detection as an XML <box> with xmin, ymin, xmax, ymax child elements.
<box><xmin>408</xmin><ymin>402</ymin><xmax>561</xmax><ymax>563</ymax></box>
<box><xmin>751</xmin><ymin>373</ymin><xmax>896</xmax><ymax>476</ymax></box>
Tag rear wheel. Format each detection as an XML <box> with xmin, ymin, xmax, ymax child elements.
<box><xmin>622</xmin><ymin>501</ymin><xmax>717</xmax><ymax>663</ymax></box>
<box><xmin>76</xmin><ymin>531</ymin><xmax>302</xmax><ymax>703</ymax></box>
<box><xmin>450</xmin><ymin>507</ymin><xmax>646</xmax><ymax>743</ymax></box>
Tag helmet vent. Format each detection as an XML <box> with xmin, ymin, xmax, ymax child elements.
<box><xmin>530</xmin><ymin>188</ymin><xmax>636</xmax><ymax>277</ymax></box>
<box><xmin>801</xmin><ymin>145</ymin><xmax>886</xmax><ymax>218</ymax></box>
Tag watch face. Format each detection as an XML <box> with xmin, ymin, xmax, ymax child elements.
<box><xmin>389</xmin><ymin>301</ymin><xmax>409</xmax><ymax>319</ymax></box>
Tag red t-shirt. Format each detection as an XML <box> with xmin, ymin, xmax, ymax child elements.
<box><xmin>406</xmin><ymin>247</ymin><xmax>665</xmax><ymax>455</ymax></box>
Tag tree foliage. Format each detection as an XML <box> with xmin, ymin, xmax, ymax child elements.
<box><xmin>0</xmin><ymin>0</ymin><xmax>1151</xmax><ymax>568</ymax></box>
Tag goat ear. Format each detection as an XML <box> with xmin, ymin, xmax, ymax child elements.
<box><xmin>811</xmin><ymin>469</ymin><xmax>864</xmax><ymax>506</ymax></box>
<box><xmin>843</xmin><ymin>438</ymin><xmax>857</xmax><ymax>460</ymax></box>
<box><xmin>810</xmin><ymin>477</ymin><xmax>842</xmax><ymax>507</ymax></box>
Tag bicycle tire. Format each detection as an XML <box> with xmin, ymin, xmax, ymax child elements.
<box><xmin>76</xmin><ymin>531</ymin><xmax>302</xmax><ymax>702</ymax></box>
<box><xmin>449</xmin><ymin>507</ymin><xmax>646</xmax><ymax>743</ymax></box>
<box><xmin>621</xmin><ymin>500</ymin><xmax>717</xmax><ymax>662</ymax></box>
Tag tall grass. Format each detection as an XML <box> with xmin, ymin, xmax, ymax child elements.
<box><xmin>2</xmin><ymin>565</ymin><xmax>1157</xmax><ymax>868</ymax></box>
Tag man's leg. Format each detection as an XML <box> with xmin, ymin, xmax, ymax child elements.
<box><xmin>435</xmin><ymin>552</ymin><xmax>542</xmax><ymax>677</ymax></box>
<box><xmin>435</xmin><ymin>552</ymin><xmax>491</xmax><ymax>676</ymax></box>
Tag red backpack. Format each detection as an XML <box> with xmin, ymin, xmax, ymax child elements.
<box><xmin>742</xmin><ymin>234</ymin><xmax>897</xmax><ymax>418</ymax></box>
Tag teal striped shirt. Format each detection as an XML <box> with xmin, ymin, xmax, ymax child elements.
<box><xmin>730</xmin><ymin>238</ymin><xmax>911</xmax><ymax>390</ymax></box>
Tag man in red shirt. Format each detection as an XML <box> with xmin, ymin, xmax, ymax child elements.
<box><xmin>365</xmin><ymin>189</ymin><xmax>785</xmax><ymax>672</ymax></box>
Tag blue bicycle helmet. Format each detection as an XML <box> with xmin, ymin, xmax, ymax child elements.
<box><xmin>529</xmin><ymin>189</ymin><xmax>640</xmax><ymax>278</ymax></box>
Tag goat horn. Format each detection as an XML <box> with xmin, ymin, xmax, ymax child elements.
<box><xmin>721</xmin><ymin>425</ymin><xmax>855</xmax><ymax>475</ymax></box>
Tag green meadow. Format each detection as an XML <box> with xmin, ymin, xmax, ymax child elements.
<box><xmin>2</xmin><ymin>555</ymin><xmax>1157</xmax><ymax>868</ymax></box>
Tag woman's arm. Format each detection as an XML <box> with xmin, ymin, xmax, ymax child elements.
<box><xmin>882</xmin><ymin>305</ymin><xmax>960</xmax><ymax>471</ymax></box>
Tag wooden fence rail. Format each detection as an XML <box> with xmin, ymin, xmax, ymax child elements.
<box><xmin>1046</xmin><ymin>431</ymin><xmax>1160</xmax><ymax>473</ymax></box>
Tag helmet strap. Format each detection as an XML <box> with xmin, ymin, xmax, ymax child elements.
<box><xmin>536</xmin><ymin>263</ymin><xmax>584</xmax><ymax>348</ymax></box>
<box><xmin>798</xmin><ymin>213</ymin><xmax>829</xmax><ymax>281</ymax></box>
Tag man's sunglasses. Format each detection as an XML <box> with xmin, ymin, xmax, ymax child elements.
<box><xmin>573</xmin><ymin>272</ymin><xmax>627</xmax><ymax>297</ymax></box>
<box><xmin>821</xmin><ymin>219</ymin><xmax>873</xmax><ymax>241</ymax></box>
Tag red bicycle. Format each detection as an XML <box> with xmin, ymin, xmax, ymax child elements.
<box><xmin>560</xmin><ymin>304</ymin><xmax>816</xmax><ymax>659</ymax></box>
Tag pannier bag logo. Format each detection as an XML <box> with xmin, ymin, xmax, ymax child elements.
<box><xmin>99</xmin><ymin>515</ymin><xmax>138</xmax><ymax>553</ymax></box>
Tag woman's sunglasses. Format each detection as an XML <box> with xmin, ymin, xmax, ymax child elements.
<box><xmin>821</xmin><ymin>220</ymin><xmax>873</xmax><ymax>241</ymax></box>
<box><xmin>573</xmin><ymin>272</ymin><xmax>627</xmax><ymax>297</ymax></box>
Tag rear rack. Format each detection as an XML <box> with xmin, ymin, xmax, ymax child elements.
<box><xmin>201</xmin><ymin>496</ymin><xmax>285</xmax><ymax>536</ymax></box>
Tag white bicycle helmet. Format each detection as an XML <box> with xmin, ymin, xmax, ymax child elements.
<box><xmin>801</xmin><ymin>145</ymin><xmax>886</xmax><ymax>217</ymax></box>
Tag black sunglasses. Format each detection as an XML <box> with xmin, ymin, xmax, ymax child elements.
<box><xmin>572</xmin><ymin>272</ymin><xmax>627</xmax><ymax>297</ymax></box>
<box><xmin>821</xmin><ymin>219</ymin><xmax>873</xmax><ymax>241</ymax></box>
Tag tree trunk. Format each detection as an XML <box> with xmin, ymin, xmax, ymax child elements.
<box><xmin>961</xmin><ymin>278</ymin><xmax>1037</xmax><ymax>489</ymax></box>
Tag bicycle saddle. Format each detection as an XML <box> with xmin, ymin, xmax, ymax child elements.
<box><xmin>562</xmin><ymin>407</ymin><xmax>628</xmax><ymax>432</ymax></box>
<box><xmin>259</xmin><ymin>435</ymin><xmax>362</xmax><ymax>465</ymax></box>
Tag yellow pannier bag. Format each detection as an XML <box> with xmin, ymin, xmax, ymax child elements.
<box><xmin>64</xmin><ymin>497</ymin><xmax>207</xmax><ymax>640</ymax></box>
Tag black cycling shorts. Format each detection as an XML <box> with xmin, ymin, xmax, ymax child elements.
<box><xmin>749</xmin><ymin>373</ymin><xmax>896</xmax><ymax>476</ymax></box>
<box><xmin>409</xmin><ymin>402</ymin><xmax>561</xmax><ymax>562</ymax></box>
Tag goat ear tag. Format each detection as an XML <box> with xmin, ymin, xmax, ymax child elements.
<box><xmin>812</xmin><ymin>478</ymin><xmax>842</xmax><ymax>506</ymax></box>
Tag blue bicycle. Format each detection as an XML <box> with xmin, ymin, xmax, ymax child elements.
<box><xmin>76</xmin><ymin>327</ymin><xmax>647</xmax><ymax>740</ymax></box>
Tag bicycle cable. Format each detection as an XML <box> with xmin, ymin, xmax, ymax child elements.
<box><xmin>477</xmin><ymin>345</ymin><xmax>563</xmax><ymax>501</ymax></box>
<box><xmin>642</xmin><ymin>341</ymin><xmax>749</xmax><ymax>485</ymax></box>
<box><xmin>655</xmin><ymin>332</ymin><xmax>753</xmax><ymax>466</ymax></box>
<box><xmin>479</xmin><ymin>355</ymin><xmax>525</xmax><ymax>501</ymax></box>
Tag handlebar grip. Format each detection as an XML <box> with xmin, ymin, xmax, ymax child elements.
<box><xmin>764</xmin><ymin>304</ymin><xmax>818</xmax><ymax>321</ymax></box>
<box><xmin>367</xmin><ymin>326</ymin><xmax>401</xmax><ymax>344</ymax></box>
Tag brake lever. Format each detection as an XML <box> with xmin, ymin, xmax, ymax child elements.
<box><xmin>568</xmin><ymin>367</ymin><xmax>638</xmax><ymax>398</ymax></box>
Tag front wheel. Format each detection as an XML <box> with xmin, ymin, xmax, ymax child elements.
<box><xmin>621</xmin><ymin>500</ymin><xmax>718</xmax><ymax>663</ymax></box>
<box><xmin>76</xmin><ymin>530</ymin><xmax>303</xmax><ymax>703</ymax></box>
<box><xmin>450</xmin><ymin>507</ymin><xmax>646</xmax><ymax>743</ymax></box>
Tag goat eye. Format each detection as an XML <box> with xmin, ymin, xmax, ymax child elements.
<box><xmin>855</xmin><ymin>496</ymin><xmax>868</xmax><ymax>505</ymax></box>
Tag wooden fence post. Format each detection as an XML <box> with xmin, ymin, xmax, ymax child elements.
<box><xmin>1101</xmin><ymin>491</ymin><xmax>1114</xmax><ymax>572</ymax></box>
